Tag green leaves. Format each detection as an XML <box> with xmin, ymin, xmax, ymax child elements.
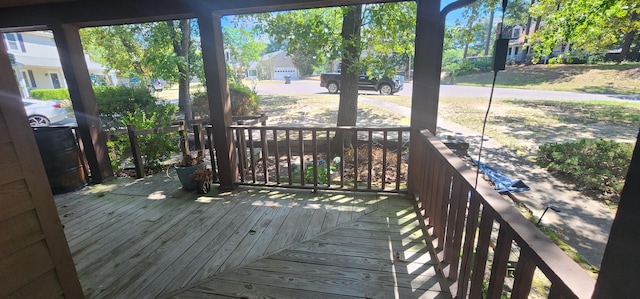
<box><xmin>80</xmin><ymin>20</ymin><xmax>199</xmax><ymax>84</ymax></box>
<box><xmin>248</xmin><ymin>3</ymin><xmax>416</xmax><ymax>76</ymax></box>
<box><xmin>530</xmin><ymin>0</ymin><xmax>640</xmax><ymax>60</ymax></box>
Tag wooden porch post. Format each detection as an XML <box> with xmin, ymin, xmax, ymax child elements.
<box><xmin>408</xmin><ymin>0</ymin><xmax>443</xmax><ymax>193</ymax></box>
<box><xmin>593</xmin><ymin>129</ymin><xmax>640</xmax><ymax>298</ymax></box>
<box><xmin>51</xmin><ymin>24</ymin><xmax>113</xmax><ymax>182</ymax></box>
<box><xmin>197</xmin><ymin>12</ymin><xmax>238</xmax><ymax>190</ymax></box>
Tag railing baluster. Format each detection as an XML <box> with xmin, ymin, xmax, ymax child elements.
<box><xmin>486</xmin><ymin>228</ymin><xmax>512</xmax><ymax>299</ymax></box>
<box><xmin>326</xmin><ymin>130</ymin><xmax>331</xmax><ymax>187</ymax></box>
<box><xmin>437</xmin><ymin>169</ymin><xmax>453</xmax><ymax>248</ymax></box>
<box><xmin>248</xmin><ymin>128</ymin><xmax>256</xmax><ymax>183</ymax></box>
<box><xmin>457</xmin><ymin>192</ymin><xmax>482</xmax><ymax>297</ymax></box>
<box><xmin>299</xmin><ymin>129</ymin><xmax>305</xmax><ymax>186</ymax></box>
<box><xmin>127</xmin><ymin>124</ymin><xmax>144</xmax><ymax>178</ymax></box>
<box><xmin>312</xmin><ymin>129</ymin><xmax>318</xmax><ymax>188</ymax></box>
<box><xmin>352</xmin><ymin>128</ymin><xmax>358</xmax><ymax>190</ymax></box>
<box><xmin>419</xmin><ymin>144</ymin><xmax>430</xmax><ymax>213</ymax></box>
<box><xmin>382</xmin><ymin>130</ymin><xmax>388</xmax><ymax>190</ymax></box>
<box><xmin>443</xmin><ymin>175</ymin><xmax>460</xmax><ymax>264</ymax></box>
<box><xmin>340</xmin><ymin>128</ymin><xmax>345</xmax><ymax>188</ymax></box>
<box><xmin>432</xmin><ymin>149</ymin><xmax>442</xmax><ymax>223</ymax></box>
<box><xmin>432</xmin><ymin>162</ymin><xmax>447</xmax><ymax>240</ymax></box>
<box><xmin>192</xmin><ymin>123</ymin><xmax>204</xmax><ymax>158</ymax></box>
<box><xmin>395</xmin><ymin>130</ymin><xmax>402</xmax><ymax>190</ymax></box>
<box><xmin>367</xmin><ymin>130</ymin><xmax>373</xmax><ymax>190</ymax></box>
<box><xmin>447</xmin><ymin>182</ymin><xmax>468</xmax><ymax>281</ymax></box>
<box><xmin>261</xmin><ymin>127</ymin><xmax>269</xmax><ymax>183</ymax></box>
<box><xmin>469</xmin><ymin>207</ymin><xmax>494</xmax><ymax>298</ymax></box>
<box><xmin>286</xmin><ymin>129</ymin><xmax>292</xmax><ymax>185</ymax></box>
<box><xmin>273</xmin><ymin>129</ymin><xmax>280</xmax><ymax>184</ymax></box>
<box><xmin>236</xmin><ymin>126</ymin><xmax>246</xmax><ymax>183</ymax></box>
<box><xmin>511</xmin><ymin>250</ymin><xmax>536</xmax><ymax>299</ymax></box>
<box><xmin>205</xmin><ymin>126</ymin><xmax>218</xmax><ymax>181</ymax></box>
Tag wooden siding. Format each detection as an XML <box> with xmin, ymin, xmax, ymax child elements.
<box><xmin>54</xmin><ymin>175</ymin><xmax>450</xmax><ymax>298</ymax></box>
<box><xmin>0</xmin><ymin>40</ymin><xmax>82</xmax><ymax>297</ymax></box>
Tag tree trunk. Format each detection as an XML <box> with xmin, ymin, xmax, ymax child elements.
<box><xmin>619</xmin><ymin>12</ymin><xmax>638</xmax><ymax>62</ymax></box>
<box><xmin>334</xmin><ymin>5</ymin><xmax>362</xmax><ymax>153</ymax></box>
<box><xmin>631</xmin><ymin>34</ymin><xmax>640</xmax><ymax>61</ymax></box>
<box><xmin>167</xmin><ymin>19</ymin><xmax>192</xmax><ymax>122</ymax></box>
<box><xmin>484</xmin><ymin>9</ymin><xmax>495</xmax><ymax>56</ymax></box>
<box><xmin>180</xmin><ymin>19</ymin><xmax>192</xmax><ymax>122</ymax></box>
<box><xmin>336</xmin><ymin>5</ymin><xmax>362</xmax><ymax>128</ymax></box>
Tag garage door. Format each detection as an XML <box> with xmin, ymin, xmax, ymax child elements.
<box><xmin>273</xmin><ymin>68</ymin><xmax>297</xmax><ymax>80</ymax></box>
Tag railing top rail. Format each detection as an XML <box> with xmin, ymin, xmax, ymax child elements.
<box><xmin>230</xmin><ymin>125</ymin><xmax>411</xmax><ymax>131</ymax></box>
<box><xmin>419</xmin><ymin>129</ymin><xmax>595</xmax><ymax>298</ymax></box>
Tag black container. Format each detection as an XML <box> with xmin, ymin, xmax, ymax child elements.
<box><xmin>32</xmin><ymin>127</ymin><xmax>87</xmax><ymax>194</ymax></box>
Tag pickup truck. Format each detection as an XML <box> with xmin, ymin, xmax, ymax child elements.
<box><xmin>320</xmin><ymin>72</ymin><xmax>404</xmax><ymax>95</ymax></box>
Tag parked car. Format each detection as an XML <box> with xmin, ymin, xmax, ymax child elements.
<box><xmin>23</xmin><ymin>99</ymin><xmax>67</xmax><ymax>127</ymax></box>
<box><xmin>150</xmin><ymin>79</ymin><xmax>164</xmax><ymax>92</ymax></box>
<box><xmin>320</xmin><ymin>71</ymin><xmax>404</xmax><ymax>95</ymax></box>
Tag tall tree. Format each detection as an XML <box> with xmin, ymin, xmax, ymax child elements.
<box><xmin>529</xmin><ymin>0</ymin><xmax>640</xmax><ymax>62</ymax></box>
<box><xmin>223</xmin><ymin>27</ymin><xmax>267</xmax><ymax>78</ymax></box>
<box><xmin>250</xmin><ymin>3</ymin><xmax>416</xmax><ymax>130</ymax></box>
<box><xmin>81</xmin><ymin>20</ymin><xmax>199</xmax><ymax>121</ymax></box>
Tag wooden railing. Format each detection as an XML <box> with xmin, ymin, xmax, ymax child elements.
<box><xmin>415</xmin><ymin>129</ymin><xmax>595</xmax><ymax>298</ymax></box>
<box><xmin>231</xmin><ymin>124</ymin><xmax>410</xmax><ymax>192</ymax></box>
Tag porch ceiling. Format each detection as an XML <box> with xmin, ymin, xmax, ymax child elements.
<box><xmin>0</xmin><ymin>0</ymin><xmax>406</xmax><ymax>30</ymax></box>
<box><xmin>55</xmin><ymin>174</ymin><xmax>448</xmax><ymax>298</ymax></box>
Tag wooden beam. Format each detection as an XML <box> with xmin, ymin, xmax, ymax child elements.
<box><xmin>0</xmin><ymin>0</ymin><xmax>404</xmax><ymax>30</ymax></box>
<box><xmin>197</xmin><ymin>12</ymin><xmax>237</xmax><ymax>190</ymax></box>
<box><xmin>593</xmin><ymin>128</ymin><xmax>640</xmax><ymax>298</ymax></box>
<box><xmin>407</xmin><ymin>0</ymin><xmax>442</xmax><ymax>193</ymax></box>
<box><xmin>50</xmin><ymin>24</ymin><xmax>113</xmax><ymax>182</ymax></box>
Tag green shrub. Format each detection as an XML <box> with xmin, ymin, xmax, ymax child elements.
<box><xmin>191</xmin><ymin>83</ymin><xmax>260</xmax><ymax>119</ymax></box>
<box><xmin>109</xmin><ymin>103</ymin><xmax>179</xmax><ymax>172</ymax></box>
<box><xmin>536</xmin><ymin>139</ymin><xmax>633</xmax><ymax>195</ymax></box>
<box><xmin>455</xmin><ymin>57</ymin><xmax>493</xmax><ymax>76</ymax></box>
<box><xmin>30</xmin><ymin>88</ymin><xmax>70</xmax><ymax>100</ymax></box>
<box><xmin>229</xmin><ymin>82</ymin><xmax>260</xmax><ymax>116</ymax></box>
<box><xmin>94</xmin><ymin>86</ymin><xmax>157</xmax><ymax>129</ymax></box>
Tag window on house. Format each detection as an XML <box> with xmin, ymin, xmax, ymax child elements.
<box><xmin>27</xmin><ymin>70</ymin><xmax>36</xmax><ymax>88</ymax></box>
<box><xmin>512</xmin><ymin>27</ymin><xmax>522</xmax><ymax>39</ymax></box>
<box><xmin>508</xmin><ymin>48</ymin><xmax>512</xmax><ymax>56</ymax></box>
<box><xmin>515</xmin><ymin>47</ymin><xmax>519</xmax><ymax>55</ymax></box>
<box><xmin>4</xmin><ymin>33</ymin><xmax>18</xmax><ymax>51</ymax></box>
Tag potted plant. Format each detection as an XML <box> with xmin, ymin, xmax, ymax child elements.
<box><xmin>175</xmin><ymin>153</ymin><xmax>205</xmax><ymax>190</ymax></box>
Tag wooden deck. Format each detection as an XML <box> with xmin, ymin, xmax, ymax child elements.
<box><xmin>54</xmin><ymin>174</ymin><xmax>451</xmax><ymax>298</ymax></box>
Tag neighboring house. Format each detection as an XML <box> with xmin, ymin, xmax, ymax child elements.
<box><xmin>247</xmin><ymin>50</ymin><xmax>299</xmax><ymax>80</ymax></box>
<box><xmin>3</xmin><ymin>30</ymin><xmax>115</xmax><ymax>98</ymax></box>
<box><xmin>503</xmin><ymin>24</ymin><xmax>571</xmax><ymax>63</ymax></box>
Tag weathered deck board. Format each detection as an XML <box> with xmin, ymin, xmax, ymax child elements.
<box><xmin>54</xmin><ymin>174</ymin><xmax>450</xmax><ymax>298</ymax></box>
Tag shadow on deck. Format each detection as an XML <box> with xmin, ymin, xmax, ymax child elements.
<box><xmin>54</xmin><ymin>174</ymin><xmax>450</xmax><ymax>298</ymax></box>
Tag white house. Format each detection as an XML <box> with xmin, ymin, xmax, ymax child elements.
<box><xmin>247</xmin><ymin>50</ymin><xmax>299</xmax><ymax>80</ymax></box>
<box><xmin>3</xmin><ymin>30</ymin><xmax>115</xmax><ymax>98</ymax></box>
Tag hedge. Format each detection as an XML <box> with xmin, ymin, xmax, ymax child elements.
<box><xmin>30</xmin><ymin>88</ymin><xmax>70</xmax><ymax>100</ymax></box>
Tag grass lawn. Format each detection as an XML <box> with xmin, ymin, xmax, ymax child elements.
<box><xmin>452</xmin><ymin>63</ymin><xmax>640</xmax><ymax>95</ymax></box>
<box><xmin>378</xmin><ymin>94</ymin><xmax>639</xmax><ymax>154</ymax></box>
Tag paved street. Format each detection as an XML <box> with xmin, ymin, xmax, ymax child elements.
<box><xmin>256</xmin><ymin>79</ymin><xmax>640</xmax><ymax>102</ymax></box>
